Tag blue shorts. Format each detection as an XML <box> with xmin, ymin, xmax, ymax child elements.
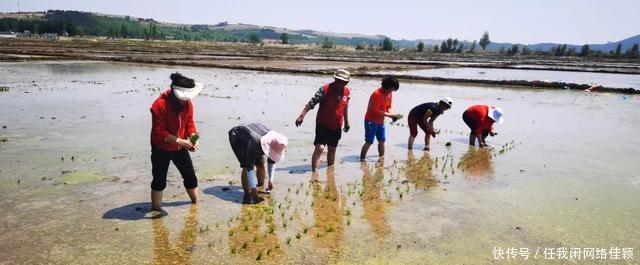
<box><xmin>364</xmin><ymin>120</ymin><xmax>386</xmax><ymax>144</ymax></box>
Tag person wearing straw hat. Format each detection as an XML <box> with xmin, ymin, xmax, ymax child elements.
<box><xmin>407</xmin><ymin>97</ymin><xmax>453</xmax><ymax>151</ymax></box>
<box><xmin>295</xmin><ymin>69</ymin><xmax>351</xmax><ymax>172</ymax></box>
<box><xmin>359</xmin><ymin>76</ymin><xmax>401</xmax><ymax>162</ymax></box>
<box><xmin>149</xmin><ymin>72</ymin><xmax>203</xmax><ymax>211</ymax></box>
<box><xmin>229</xmin><ymin>123</ymin><xmax>288</xmax><ymax>204</ymax></box>
<box><xmin>462</xmin><ymin>104</ymin><xmax>504</xmax><ymax>148</ymax></box>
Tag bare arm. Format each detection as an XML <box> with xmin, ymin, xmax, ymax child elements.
<box><xmin>165</xmin><ymin>135</ymin><xmax>193</xmax><ymax>149</ymax></box>
<box><xmin>295</xmin><ymin>103</ymin><xmax>312</xmax><ymax>127</ymax></box>
<box><xmin>367</xmin><ymin>96</ymin><xmax>396</xmax><ymax>119</ymax></box>
<box><xmin>296</xmin><ymin>87</ymin><xmax>324</xmax><ymax>127</ymax></box>
<box><xmin>298</xmin><ymin>103</ymin><xmax>312</xmax><ymax>119</ymax></box>
<box><xmin>422</xmin><ymin>111</ymin><xmax>433</xmax><ymax>132</ymax></box>
<box><xmin>343</xmin><ymin>104</ymin><xmax>350</xmax><ymax>132</ymax></box>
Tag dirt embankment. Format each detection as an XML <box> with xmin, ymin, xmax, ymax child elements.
<box><xmin>1</xmin><ymin>38</ymin><xmax>639</xmax><ymax>94</ymax></box>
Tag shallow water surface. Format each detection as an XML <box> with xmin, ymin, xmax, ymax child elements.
<box><xmin>371</xmin><ymin>67</ymin><xmax>640</xmax><ymax>89</ymax></box>
<box><xmin>0</xmin><ymin>61</ymin><xmax>638</xmax><ymax>264</ymax></box>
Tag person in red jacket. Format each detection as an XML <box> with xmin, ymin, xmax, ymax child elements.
<box><xmin>462</xmin><ymin>105</ymin><xmax>504</xmax><ymax>148</ymax></box>
<box><xmin>359</xmin><ymin>76</ymin><xmax>401</xmax><ymax>161</ymax></box>
<box><xmin>295</xmin><ymin>69</ymin><xmax>351</xmax><ymax>172</ymax></box>
<box><xmin>149</xmin><ymin>73</ymin><xmax>202</xmax><ymax>211</ymax></box>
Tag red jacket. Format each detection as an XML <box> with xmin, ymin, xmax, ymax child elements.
<box><xmin>150</xmin><ymin>89</ymin><xmax>197</xmax><ymax>151</ymax></box>
<box><xmin>316</xmin><ymin>83</ymin><xmax>350</xmax><ymax>130</ymax></box>
<box><xmin>464</xmin><ymin>105</ymin><xmax>494</xmax><ymax>136</ymax></box>
<box><xmin>365</xmin><ymin>87</ymin><xmax>392</xmax><ymax>124</ymax></box>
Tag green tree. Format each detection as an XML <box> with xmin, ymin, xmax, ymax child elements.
<box><xmin>249</xmin><ymin>32</ymin><xmax>261</xmax><ymax>43</ymax></box>
<box><xmin>628</xmin><ymin>43</ymin><xmax>639</xmax><ymax>59</ymax></box>
<box><xmin>440</xmin><ymin>40</ymin><xmax>448</xmax><ymax>53</ymax></box>
<box><xmin>479</xmin><ymin>31</ymin><xmax>490</xmax><ymax>50</ymax></box>
<box><xmin>322</xmin><ymin>37</ymin><xmax>334</xmax><ymax>48</ymax></box>
<box><xmin>382</xmin><ymin>37</ymin><xmax>394</xmax><ymax>51</ymax></box>
<box><xmin>417</xmin><ymin>41</ymin><xmax>425</xmax><ymax>52</ymax></box>
<box><xmin>508</xmin><ymin>44</ymin><xmax>519</xmax><ymax>55</ymax></box>
<box><xmin>554</xmin><ymin>44</ymin><xmax>568</xmax><ymax>56</ymax></box>
<box><xmin>614</xmin><ymin>43</ymin><xmax>622</xmax><ymax>57</ymax></box>
<box><xmin>280</xmin><ymin>33</ymin><xmax>289</xmax><ymax>44</ymax></box>
<box><xmin>580</xmin><ymin>44</ymin><xmax>591</xmax><ymax>56</ymax></box>
<box><xmin>433</xmin><ymin>44</ymin><xmax>439</xmax><ymax>53</ymax></box>
<box><xmin>522</xmin><ymin>45</ymin><xmax>531</xmax><ymax>55</ymax></box>
<box><xmin>469</xmin><ymin>40</ymin><xmax>477</xmax><ymax>53</ymax></box>
<box><xmin>446</xmin><ymin>38</ymin><xmax>454</xmax><ymax>52</ymax></box>
<box><xmin>120</xmin><ymin>24</ymin><xmax>128</xmax><ymax>38</ymax></box>
<box><xmin>150</xmin><ymin>23</ymin><xmax>157</xmax><ymax>40</ymax></box>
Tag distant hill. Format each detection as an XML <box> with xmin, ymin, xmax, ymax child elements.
<box><xmin>487</xmin><ymin>34</ymin><xmax>640</xmax><ymax>52</ymax></box>
<box><xmin>0</xmin><ymin>10</ymin><xmax>638</xmax><ymax>53</ymax></box>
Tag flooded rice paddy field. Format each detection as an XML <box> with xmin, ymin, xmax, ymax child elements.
<box><xmin>0</xmin><ymin>61</ymin><xmax>639</xmax><ymax>264</ymax></box>
<box><xmin>371</xmin><ymin>67</ymin><xmax>640</xmax><ymax>89</ymax></box>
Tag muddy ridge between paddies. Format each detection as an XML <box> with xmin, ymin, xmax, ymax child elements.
<box><xmin>2</xmin><ymin>38</ymin><xmax>640</xmax><ymax>94</ymax></box>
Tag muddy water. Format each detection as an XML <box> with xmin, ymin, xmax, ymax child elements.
<box><xmin>0</xmin><ymin>61</ymin><xmax>638</xmax><ymax>264</ymax></box>
<box><xmin>371</xmin><ymin>67</ymin><xmax>640</xmax><ymax>89</ymax></box>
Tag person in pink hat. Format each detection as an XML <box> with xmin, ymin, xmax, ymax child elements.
<box><xmin>228</xmin><ymin>123</ymin><xmax>288</xmax><ymax>204</ymax></box>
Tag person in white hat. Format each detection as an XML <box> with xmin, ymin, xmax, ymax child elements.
<box><xmin>295</xmin><ymin>69</ymin><xmax>351</xmax><ymax>172</ymax></box>
<box><xmin>149</xmin><ymin>72</ymin><xmax>203</xmax><ymax>211</ymax></box>
<box><xmin>462</xmin><ymin>105</ymin><xmax>504</xmax><ymax>148</ymax></box>
<box><xmin>407</xmin><ymin>97</ymin><xmax>452</xmax><ymax>151</ymax></box>
<box><xmin>229</xmin><ymin>123</ymin><xmax>288</xmax><ymax>204</ymax></box>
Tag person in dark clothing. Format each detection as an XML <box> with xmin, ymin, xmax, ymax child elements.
<box><xmin>229</xmin><ymin>123</ymin><xmax>288</xmax><ymax>204</ymax></box>
<box><xmin>407</xmin><ymin>98</ymin><xmax>452</xmax><ymax>151</ymax></box>
<box><xmin>149</xmin><ymin>72</ymin><xmax>203</xmax><ymax>211</ymax></box>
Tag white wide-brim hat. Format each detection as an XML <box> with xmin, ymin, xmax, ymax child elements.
<box><xmin>260</xmin><ymin>130</ymin><xmax>288</xmax><ymax>163</ymax></box>
<box><xmin>172</xmin><ymin>82</ymin><xmax>203</xmax><ymax>101</ymax></box>
<box><xmin>440</xmin><ymin>97</ymin><xmax>453</xmax><ymax>107</ymax></box>
<box><xmin>489</xmin><ymin>107</ymin><xmax>504</xmax><ymax>124</ymax></box>
<box><xmin>333</xmin><ymin>69</ymin><xmax>351</xmax><ymax>82</ymax></box>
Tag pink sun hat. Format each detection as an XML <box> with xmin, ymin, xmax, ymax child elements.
<box><xmin>260</xmin><ymin>131</ymin><xmax>288</xmax><ymax>163</ymax></box>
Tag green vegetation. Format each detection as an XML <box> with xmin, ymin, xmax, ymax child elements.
<box><xmin>416</xmin><ymin>41</ymin><xmax>424</xmax><ymax>52</ymax></box>
<box><xmin>280</xmin><ymin>33</ymin><xmax>289</xmax><ymax>44</ymax></box>
<box><xmin>439</xmin><ymin>38</ymin><xmax>463</xmax><ymax>53</ymax></box>
<box><xmin>479</xmin><ymin>31</ymin><xmax>491</xmax><ymax>50</ymax></box>
<box><xmin>382</xmin><ymin>37</ymin><xmax>394</xmax><ymax>51</ymax></box>
<box><xmin>1</xmin><ymin>11</ymin><xmax>637</xmax><ymax>59</ymax></box>
<box><xmin>322</xmin><ymin>37</ymin><xmax>334</xmax><ymax>49</ymax></box>
<box><xmin>248</xmin><ymin>32</ymin><xmax>261</xmax><ymax>43</ymax></box>
<box><xmin>58</xmin><ymin>171</ymin><xmax>102</xmax><ymax>185</ymax></box>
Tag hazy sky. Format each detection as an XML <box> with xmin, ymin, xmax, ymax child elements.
<box><xmin>1</xmin><ymin>0</ymin><xmax>638</xmax><ymax>44</ymax></box>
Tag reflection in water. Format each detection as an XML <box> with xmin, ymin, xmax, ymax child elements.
<box><xmin>360</xmin><ymin>162</ymin><xmax>390</xmax><ymax>241</ymax></box>
<box><xmin>228</xmin><ymin>202</ymin><xmax>282</xmax><ymax>262</ymax></box>
<box><xmin>311</xmin><ymin>167</ymin><xmax>345</xmax><ymax>259</ymax></box>
<box><xmin>152</xmin><ymin>205</ymin><xmax>199</xmax><ymax>265</ymax></box>
<box><xmin>457</xmin><ymin>147</ymin><xmax>494</xmax><ymax>178</ymax></box>
<box><xmin>405</xmin><ymin>151</ymin><xmax>438</xmax><ymax>189</ymax></box>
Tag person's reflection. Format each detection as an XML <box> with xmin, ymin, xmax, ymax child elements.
<box><xmin>152</xmin><ymin>205</ymin><xmax>199</xmax><ymax>264</ymax></box>
<box><xmin>311</xmin><ymin>167</ymin><xmax>345</xmax><ymax>258</ymax></box>
<box><xmin>405</xmin><ymin>150</ymin><xmax>437</xmax><ymax>189</ymax></box>
<box><xmin>458</xmin><ymin>147</ymin><xmax>493</xmax><ymax>178</ymax></box>
<box><xmin>228</xmin><ymin>201</ymin><xmax>282</xmax><ymax>262</ymax></box>
<box><xmin>360</xmin><ymin>162</ymin><xmax>390</xmax><ymax>241</ymax></box>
